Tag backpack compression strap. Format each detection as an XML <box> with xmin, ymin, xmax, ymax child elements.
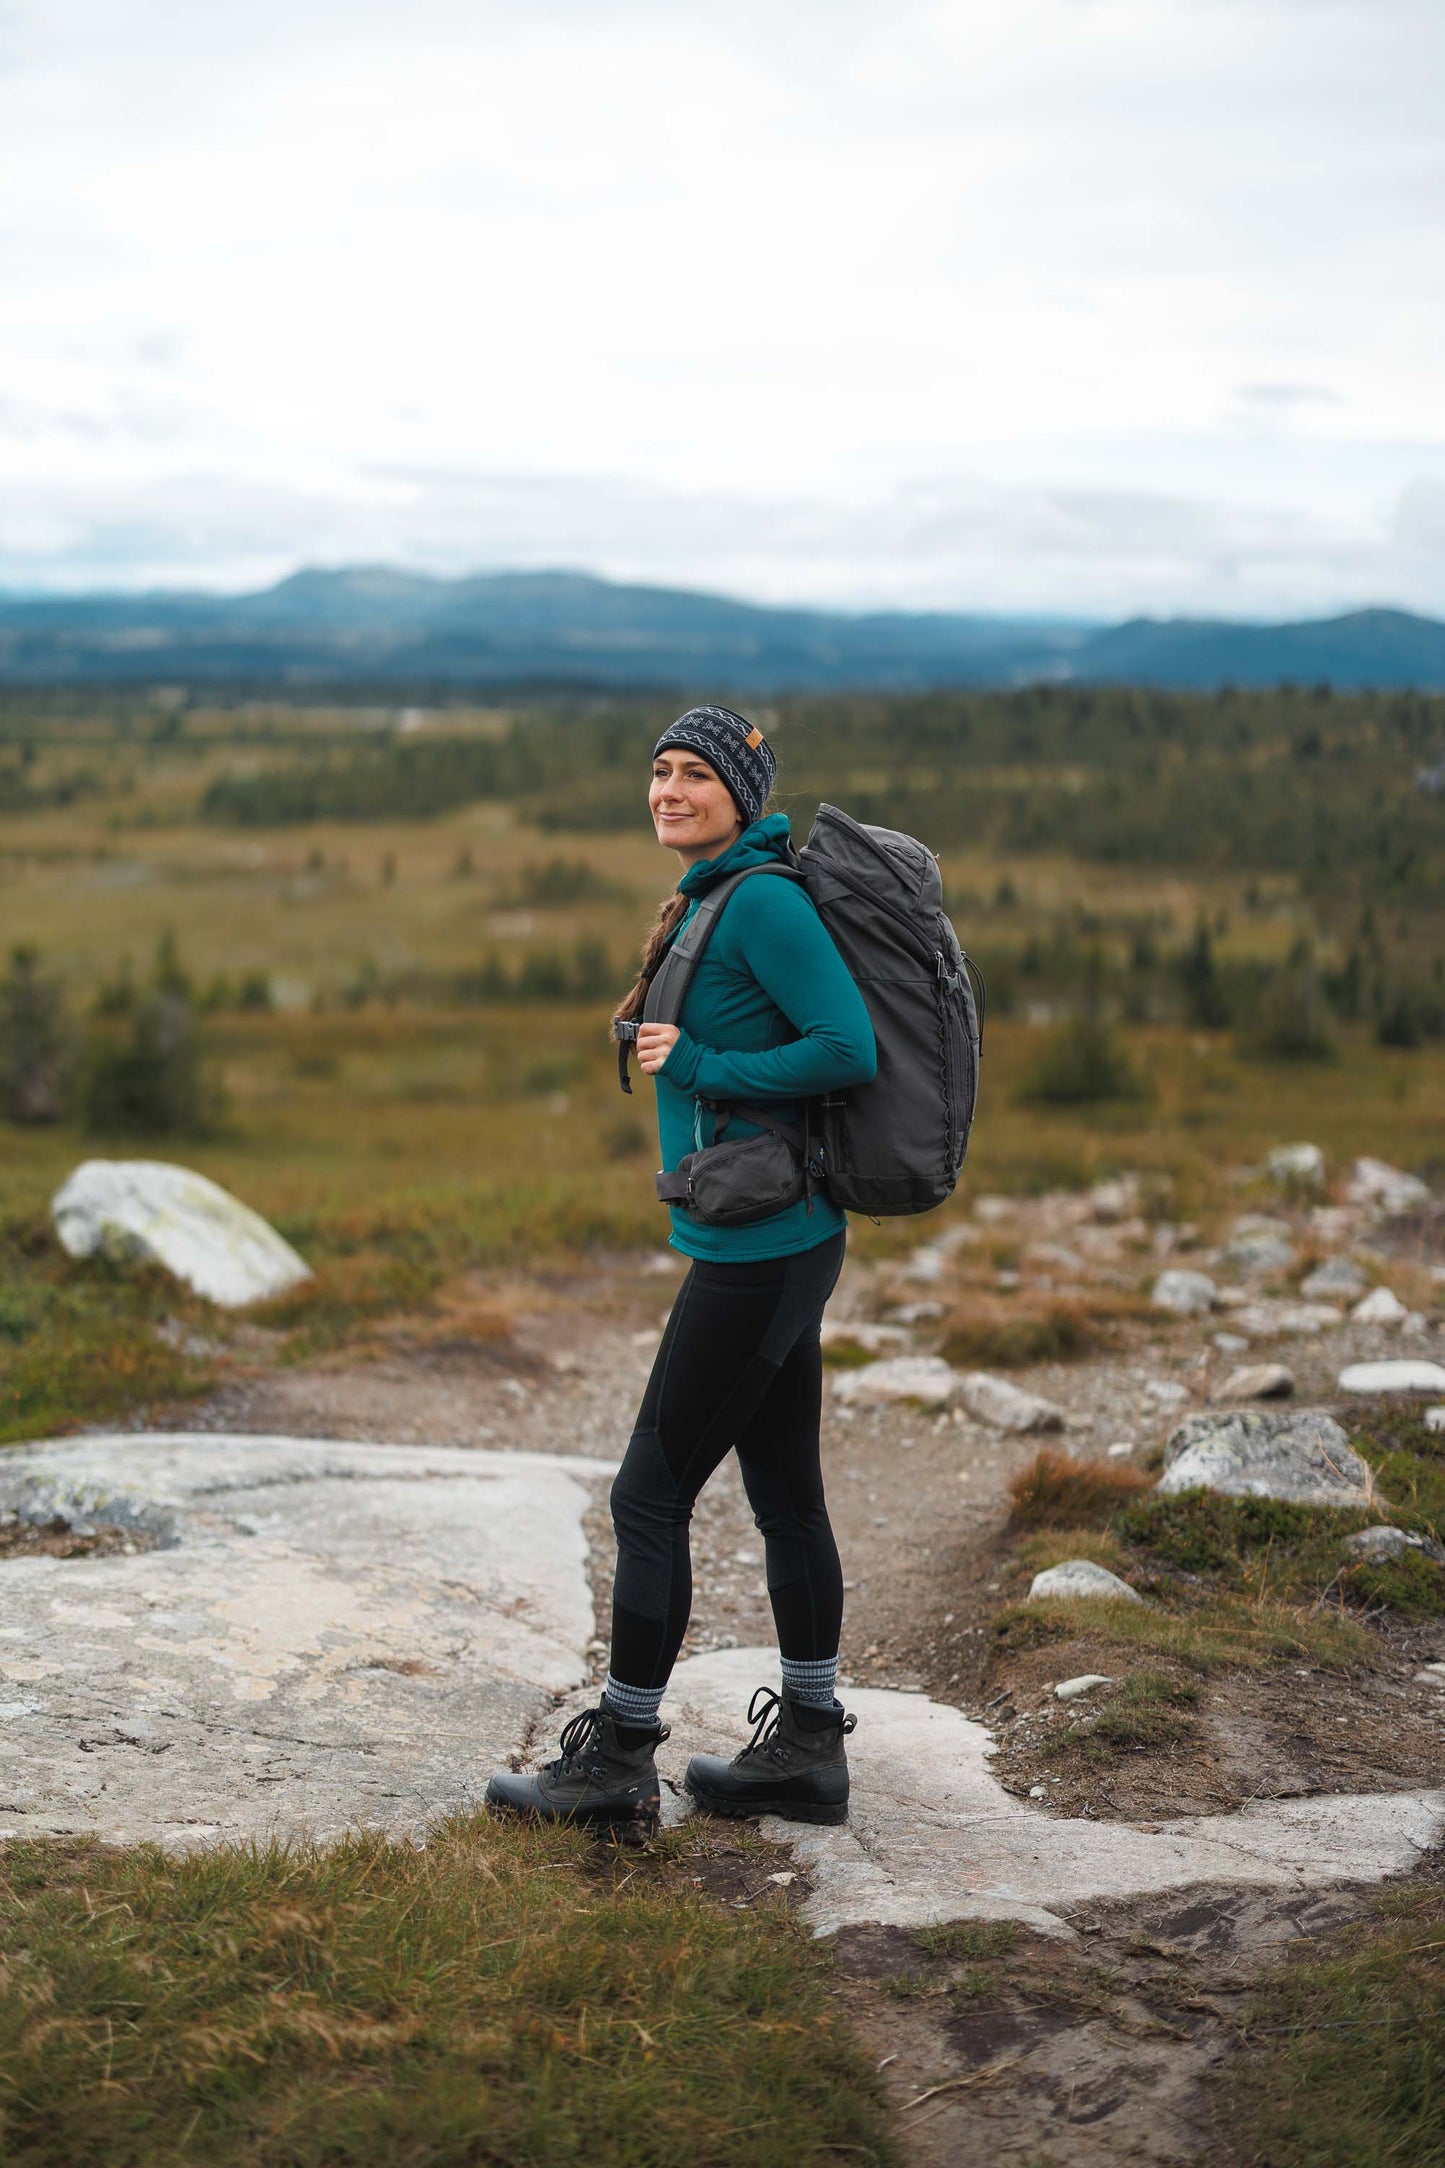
<box><xmin>612</xmin><ymin>862</ymin><xmax>801</xmax><ymax>1094</ymax></box>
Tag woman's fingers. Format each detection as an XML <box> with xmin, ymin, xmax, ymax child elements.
<box><xmin>636</xmin><ymin>1023</ymin><xmax>680</xmax><ymax>1073</ymax></box>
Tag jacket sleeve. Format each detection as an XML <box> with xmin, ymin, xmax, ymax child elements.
<box><xmin>658</xmin><ymin>877</ymin><xmax>877</xmax><ymax>1102</ymax></box>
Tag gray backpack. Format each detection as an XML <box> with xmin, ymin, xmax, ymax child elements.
<box><xmin>616</xmin><ymin>802</ymin><xmax>982</xmax><ymax>1221</ymax></box>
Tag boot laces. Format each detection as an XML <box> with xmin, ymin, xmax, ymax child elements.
<box><xmin>739</xmin><ymin>1686</ymin><xmax>855</xmax><ymax>1764</ymax></box>
<box><xmin>545</xmin><ymin>1705</ymin><xmax>606</xmax><ymax>1778</ymax></box>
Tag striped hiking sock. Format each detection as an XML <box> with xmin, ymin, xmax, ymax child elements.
<box><xmin>780</xmin><ymin>1656</ymin><xmax>839</xmax><ymax>1711</ymax></box>
<box><xmin>602</xmin><ymin>1675</ymin><xmax>666</xmax><ymax>1730</ymax></box>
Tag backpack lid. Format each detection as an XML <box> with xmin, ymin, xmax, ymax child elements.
<box><xmin>802</xmin><ymin>802</ymin><xmax>943</xmax><ymax>918</ymax></box>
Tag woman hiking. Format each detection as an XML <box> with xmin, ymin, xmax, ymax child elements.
<box><xmin>486</xmin><ymin>705</ymin><xmax>875</xmax><ymax>1836</ymax></box>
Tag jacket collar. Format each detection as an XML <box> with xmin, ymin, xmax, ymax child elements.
<box><xmin>677</xmin><ymin>813</ymin><xmax>793</xmax><ymax>899</ymax></box>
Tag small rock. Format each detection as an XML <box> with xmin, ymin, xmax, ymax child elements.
<box><xmin>900</xmin><ymin>1247</ymin><xmax>947</xmax><ymax>1284</ymax></box>
<box><xmin>1213</xmin><ymin>1331</ymin><xmax>1250</xmax><ymax>1355</ymax></box>
<box><xmin>1145</xmin><ymin>1380</ymin><xmax>1189</xmax><ymax>1404</ymax></box>
<box><xmin>1301</xmin><ymin>1256</ymin><xmax>1367</xmax><ymax>1301</ymax></box>
<box><xmin>1266</xmin><ymin>1143</ymin><xmax>1325</xmax><ymax>1189</ymax></box>
<box><xmin>767</xmin><ymin>1870</ymin><xmax>797</xmax><ymax>1886</ymax></box>
<box><xmin>1346</xmin><ymin>1157</ymin><xmax>1431</xmax><ymax>1214</ymax></box>
<box><xmin>1338</xmin><ymin>1359</ymin><xmax>1445</xmax><ymax>1395</ymax></box>
<box><xmin>890</xmin><ymin>1301</ymin><xmax>943</xmax><ymax>1325</ymax></box>
<box><xmin>1223</xmin><ymin>1217</ymin><xmax>1297</xmax><ymax>1276</ymax></box>
<box><xmin>1424</xmin><ymin>1407</ymin><xmax>1445</xmax><ymax>1434</ymax></box>
<box><xmin>1216</xmin><ymin>1363</ymin><xmax>1295</xmax><ymax>1402</ymax></box>
<box><xmin>958</xmin><ymin>1372</ymin><xmax>1067</xmax><ymax>1434</ymax></box>
<box><xmin>1152</xmin><ymin>1269</ymin><xmax>1217</xmax><ymax>1315</ymax></box>
<box><xmin>820</xmin><ymin>1320</ymin><xmax>911</xmax><ymax>1354</ymax></box>
<box><xmin>1028</xmin><ymin>1784</ymin><xmax>1048</xmax><ymax>1798</ymax></box>
<box><xmin>1028</xmin><ymin>1560</ymin><xmax>1144</xmax><ymax>1604</ymax></box>
<box><xmin>832</xmin><ymin>1356</ymin><xmax>961</xmax><ymax>1410</ymax></box>
<box><xmin>973</xmin><ymin>1196</ymin><xmax>1017</xmax><ymax>1223</ymax></box>
<box><xmin>1351</xmin><ymin>1286</ymin><xmax>1408</xmax><ymax>1326</ymax></box>
<box><xmin>1089</xmin><ymin>1175</ymin><xmax>1141</xmax><ymax>1224</ymax></box>
<box><xmin>1415</xmin><ymin>1662</ymin><xmax>1445</xmax><ymax>1685</ymax></box>
<box><xmin>1346</xmin><ymin>1526</ymin><xmax>1445</xmax><ymax>1564</ymax></box>
<box><xmin>1230</xmin><ymin>1300</ymin><xmax>1342</xmax><ymax>1338</ymax></box>
<box><xmin>1159</xmin><ymin>1409</ymin><xmax>1375</xmax><ymax>1506</ymax></box>
<box><xmin>51</xmin><ymin>1159</ymin><xmax>311</xmax><ymax>1309</ymax></box>
<box><xmin>1055</xmin><ymin>1674</ymin><xmax>1114</xmax><ymax>1701</ymax></box>
<box><xmin>1106</xmin><ymin>1441</ymin><xmax>1136</xmax><ymax>1458</ymax></box>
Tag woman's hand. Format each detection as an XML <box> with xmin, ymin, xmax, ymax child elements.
<box><xmin>636</xmin><ymin>1023</ymin><xmax>680</xmax><ymax>1074</ymax></box>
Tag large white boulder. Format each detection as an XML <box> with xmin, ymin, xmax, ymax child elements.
<box><xmin>1159</xmin><ymin>1409</ymin><xmax>1374</xmax><ymax>1506</ymax></box>
<box><xmin>52</xmin><ymin>1159</ymin><xmax>311</xmax><ymax>1309</ymax></box>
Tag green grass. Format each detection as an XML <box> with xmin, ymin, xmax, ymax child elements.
<box><xmin>992</xmin><ymin>1590</ymin><xmax>1373</xmax><ymax>1673</ymax></box>
<box><xmin>0</xmin><ymin>1819</ymin><xmax>894</xmax><ymax>2168</ymax></box>
<box><xmin>1220</xmin><ymin>1876</ymin><xmax>1445</xmax><ymax>2167</ymax></box>
<box><xmin>1043</xmin><ymin>1671</ymin><xmax>1201</xmax><ymax>1764</ymax></box>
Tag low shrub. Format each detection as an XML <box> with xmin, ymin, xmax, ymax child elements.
<box><xmin>1045</xmin><ymin>1671</ymin><xmax>1201</xmax><ymax>1762</ymax></box>
<box><xmin>1008</xmin><ymin>1448</ymin><xmax>1149</xmax><ymax>1528</ymax></box>
<box><xmin>1018</xmin><ymin>1010</ymin><xmax>1149</xmax><ymax>1107</ymax></box>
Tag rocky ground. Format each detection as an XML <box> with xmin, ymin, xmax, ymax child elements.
<box><xmin>88</xmin><ymin>1154</ymin><xmax>1445</xmax><ymax>2161</ymax></box>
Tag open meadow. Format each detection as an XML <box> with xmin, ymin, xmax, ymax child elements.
<box><xmin>2</xmin><ymin>686</ymin><xmax>1443</xmax><ymax>2166</ymax></box>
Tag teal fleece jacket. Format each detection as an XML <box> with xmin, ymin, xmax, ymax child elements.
<box><xmin>653</xmin><ymin>814</ymin><xmax>877</xmax><ymax>1261</ymax></box>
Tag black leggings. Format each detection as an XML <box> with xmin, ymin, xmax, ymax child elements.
<box><xmin>608</xmin><ymin>1232</ymin><xmax>846</xmax><ymax>1690</ymax></box>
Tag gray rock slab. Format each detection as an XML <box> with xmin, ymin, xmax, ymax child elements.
<box><xmin>663</xmin><ymin>1649</ymin><xmax>1445</xmax><ymax>1938</ymax></box>
<box><xmin>1160</xmin><ymin>1409</ymin><xmax>1375</xmax><ymax>1505</ymax></box>
<box><xmin>0</xmin><ymin>1433</ymin><xmax>614</xmax><ymax>1848</ymax></box>
<box><xmin>958</xmin><ymin>1372</ymin><xmax>1067</xmax><ymax>1433</ymax></box>
<box><xmin>831</xmin><ymin>1356</ymin><xmax>960</xmax><ymax>1409</ymax></box>
<box><xmin>1346</xmin><ymin>1526</ymin><xmax>1445</xmax><ymax>1564</ymax></box>
<box><xmin>52</xmin><ymin>1161</ymin><xmax>311</xmax><ymax>1307</ymax></box>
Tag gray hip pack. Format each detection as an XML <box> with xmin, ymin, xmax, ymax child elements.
<box><xmin>613</xmin><ymin>865</ymin><xmax>825</xmax><ymax>1228</ymax></box>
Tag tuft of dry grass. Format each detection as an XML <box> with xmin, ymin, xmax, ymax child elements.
<box><xmin>992</xmin><ymin>1589</ymin><xmax>1373</xmax><ymax>1673</ymax></box>
<box><xmin>939</xmin><ymin>1290</ymin><xmax>1143</xmax><ymax>1370</ymax></box>
<box><xmin>1008</xmin><ymin>1447</ymin><xmax>1149</xmax><ymax>1528</ymax></box>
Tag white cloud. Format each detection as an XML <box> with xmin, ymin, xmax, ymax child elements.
<box><xmin>0</xmin><ymin>0</ymin><xmax>1442</xmax><ymax>614</ymax></box>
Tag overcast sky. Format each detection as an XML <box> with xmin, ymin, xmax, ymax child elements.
<box><xmin>1</xmin><ymin>0</ymin><xmax>1442</xmax><ymax>618</ymax></box>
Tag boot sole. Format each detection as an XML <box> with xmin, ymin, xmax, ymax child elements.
<box><xmin>484</xmin><ymin>1785</ymin><xmax>659</xmax><ymax>1840</ymax></box>
<box><xmin>684</xmin><ymin>1779</ymin><xmax>848</xmax><ymax>1827</ymax></box>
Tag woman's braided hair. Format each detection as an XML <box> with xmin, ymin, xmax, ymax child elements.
<box><xmin>614</xmin><ymin>891</ymin><xmax>690</xmax><ymax>1025</ymax></box>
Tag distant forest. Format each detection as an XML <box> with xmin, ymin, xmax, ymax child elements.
<box><xmin>168</xmin><ymin>683</ymin><xmax>1445</xmax><ymax>909</ymax></box>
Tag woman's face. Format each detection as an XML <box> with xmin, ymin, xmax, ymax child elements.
<box><xmin>649</xmin><ymin>747</ymin><xmax>743</xmax><ymax>863</ymax></box>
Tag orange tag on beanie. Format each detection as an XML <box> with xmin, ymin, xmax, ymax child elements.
<box><xmin>744</xmin><ymin>726</ymin><xmax>764</xmax><ymax>749</ymax></box>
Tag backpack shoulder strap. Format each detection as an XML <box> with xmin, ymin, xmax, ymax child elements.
<box><xmin>614</xmin><ymin>862</ymin><xmax>801</xmax><ymax>1093</ymax></box>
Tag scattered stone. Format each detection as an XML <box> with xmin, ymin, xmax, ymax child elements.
<box><xmin>1230</xmin><ymin>1300</ymin><xmax>1342</xmax><ymax>1339</ymax></box>
<box><xmin>1027</xmin><ymin>1560</ymin><xmax>1144</xmax><ymax>1604</ymax></box>
<box><xmin>1346</xmin><ymin>1157</ymin><xmax>1431</xmax><ymax>1214</ymax></box>
<box><xmin>1302</xmin><ymin>1256</ymin><xmax>1367</xmax><ymax>1301</ymax></box>
<box><xmin>1213</xmin><ymin>1331</ymin><xmax>1250</xmax><ymax>1355</ymax></box>
<box><xmin>1222</xmin><ymin>1217</ymin><xmax>1297</xmax><ymax>1276</ymax></box>
<box><xmin>1266</xmin><ymin>1142</ymin><xmax>1326</xmax><ymax>1189</ymax></box>
<box><xmin>1028</xmin><ymin>1784</ymin><xmax>1048</xmax><ymax>1799</ymax></box>
<box><xmin>1352</xmin><ymin>1286</ymin><xmax>1409</xmax><ymax>1327</ymax></box>
<box><xmin>973</xmin><ymin>1196</ymin><xmax>1017</xmax><ymax>1224</ymax></box>
<box><xmin>1152</xmin><ymin>1269</ymin><xmax>1217</xmax><ymax>1315</ymax></box>
<box><xmin>1346</xmin><ymin>1526</ymin><xmax>1445</xmax><ymax>1565</ymax></box>
<box><xmin>51</xmin><ymin>1159</ymin><xmax>311</xmax><ymax>1308</ymax></box>
<box><xmin>958</xmin><ymin>1372</ymin><xmax>1067</xmax><ymax>1434</ymax></box>
<box><xmin>1216</xmin><ymin>1363</ymin><xmax>1295</xmax><ymax>1402</ymax></box>
<box><xmin>1022</xmin><ymin>1242</ymin><xmax>1086</xmax><ymax>1274</ymax></box>
<box><xmin>1425</xmin><ymin>1407</ymin><xmax>1445</xmax><ymax>1434</ymax></box>
<box><xmin>1338</xmin><ymin>1359</ymin><xmax>1445</xmax><ymax>1395</ymax></box>
<box><xmin>832</xmin><ymin>1356</ymin><xmax>962</xmax><ymax>1410</ymax></box>
<box><xmin>1055</xmin><ymin>1674</ymin><xmax>1114</xmax><ymax>1702</ymax></box>
<box><xmin>1145</xmin><ymin>1380</ymin><xmax>1189</xmax><ymax>1405</ymax></box>
<box><xmin>820</xmin><ymin>1320</ymin><xmax>911</xmax><ymax>1355</ymax></box>
<box><xmin>900</xmin><ymin>1247</ymin><xmax>947</xmax><ymax>1284</ymax></box>
<box><xmin>1416</xmin><ymin>1662</ymin><xmax>1445</xmax><ymax>1686</ymax></box>
<box><xmin>1088</xmin><ymin>1175</ymin><xmax>1141</xmax><ymax>1223</ymax></box>
<box><xmin>1106</xmin><ymin>1441</ymin><xmax>1136</xmax><ymax>1458</ymax></box>
<box><xmin>1159</xmin><ymin>1409</ymin><xmax>1375</xmax><ymax>1507</ymax></box>
<box><xmin>890</xmin><ymin>1301</ymin><xmax>943</xmax><ymax>1325</ymax></box>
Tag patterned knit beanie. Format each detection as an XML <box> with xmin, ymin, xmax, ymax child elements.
<box><xmin>652</xmin><ymin>706</ymin><xmax>776</xmax><ymax>827</ymax></box>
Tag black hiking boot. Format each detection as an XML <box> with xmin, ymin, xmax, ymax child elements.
<box><xmin>684</xmin><ymin>1687</ymin><xmax>856</xmax><ymax>1826</ymax></box>
<box><xmin>485</xmin><ymin>1702</ymin><xmax>667</xmax><ymax>1838</ymax></box>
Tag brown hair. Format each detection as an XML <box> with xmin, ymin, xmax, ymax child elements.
<box><xmin>614</xmin><ymin>889</ymin><xmax>689</xmax><ymax>1024</ymax></box>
